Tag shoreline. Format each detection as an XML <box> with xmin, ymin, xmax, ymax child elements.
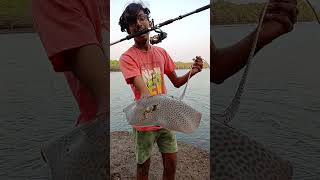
<box><xmin>111</xmin><ymin>131</ymin><xmax>209</xmax><ymax>180</ymax></box>
<box><xmin>0</xmin><ymin>27</ymin><xmax>35</xmax><ymax>34</ymax></box>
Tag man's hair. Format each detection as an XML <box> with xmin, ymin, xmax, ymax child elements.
<box><xmin>119</xmin><ymin>2</ymin><xmax>150</xmax><ymax>33</ymax></box>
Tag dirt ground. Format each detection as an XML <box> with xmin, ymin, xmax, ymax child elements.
<box><xmin>110</xmin><ymin>131</ymin><xmax>209</xmax><ymax>180</ymax></box>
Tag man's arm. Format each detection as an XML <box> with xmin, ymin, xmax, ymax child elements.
<box><xmin>130</xmin><ymin>76</ymin><xmax>151</xmax><ymax>98</ymax></box>
<box><xmin>167</xmin><ymin>71</ymin><xmax>193</xmax><ymax>88</ymax></box>
<box><xmin>167</xmin><ymin>56</ymin><xmax>203</xmax><ymax>88</ymax></box>
<box><xmin>211</xmin><ymin>0</ymin><xmax>298</xmax><ymax>84</ymax></box>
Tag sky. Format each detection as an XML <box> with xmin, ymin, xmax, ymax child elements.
<box><xmin>110</xmin><ymin>0</ymin><xmax>210</xmax><ymax>62</ymax></box>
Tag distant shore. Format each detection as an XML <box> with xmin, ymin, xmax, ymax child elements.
<box><xmin>211</xmin><ymin>0</ymin><xmax>320</xmax><ymax>25</ymax></box>
<box><xmin>111</xmin><ymin>131</ymin><xmax>209</xmax><ymax>179</ymax></box>
<box><xmin>0</xmin><ymin>27</ymin><xmax>34</xmax><ymax>34</ymax></box>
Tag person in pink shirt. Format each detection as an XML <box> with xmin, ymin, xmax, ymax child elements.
<box><xmin>32</xmin><ymin>0</ymin><xmax>109</xmax><ymax>178</ymax></box>
<box><xmin>118</xmin><ymin>2</ymin><xmax>203</xmax><ymax>180</ymax></box>
<box><xmin>32</xmin><ymin>0</ymin><xmax>109</xmax><ymax>126</ymax></box>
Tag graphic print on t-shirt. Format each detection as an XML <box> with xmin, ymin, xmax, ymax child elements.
<box><xmin>141</xmin><ymin>67</ymin><xmax>163</xmax><ymax>95</ymax></box>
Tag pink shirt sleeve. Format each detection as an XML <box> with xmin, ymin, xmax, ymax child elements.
<box><xmin>119</xmin><ymin>54</ymin><xmax>141</xmax><ymax>84</ymax></box>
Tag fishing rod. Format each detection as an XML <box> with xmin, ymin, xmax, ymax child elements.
<box><xmin>110</xmin><ymin>4</ymin><xmax>210</xmax><ymax>46</ymax></box>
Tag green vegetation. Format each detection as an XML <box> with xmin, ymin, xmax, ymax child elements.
<box><xmin>110</xmin><ymin>60</ymin><xmax>210</xmax><ymax>72</ymax></box>
<box><xmin>0</xmin><ymin>0</ymin><xmax>33</xmax><ymax>29</ymax></box>
<box><xmin>110</xmin><ymin>60</ymin><xmax>121</xmax><ymax>71</ymax></box>
<box><xmin>212</xmin><ymin>0</ymin><xmax>320</xmax><ymax>25</ymax></box>
<box><xmin>175</xmin><ymin>61</ymin><xmax>210</xmax><ymax>69</ymax></box>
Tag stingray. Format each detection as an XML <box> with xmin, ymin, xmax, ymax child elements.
<box><xmin>123</xmin><ymin>59</ymin><xmax>203</xmax><ymax>134</ymax></box>
<box><xmin>124</xmin><ymin>94</ymin><xmax>202</xmax><ymax>134</ymax></box>
<box><xmin>40</xmin><ymin>116</ymin><xmax>109</xmax><ymax>180</ymax></box>
<box><xmin>211</xmin><ymin>121</ymin><xmax>293</xmax><ymax>180</ymax></box>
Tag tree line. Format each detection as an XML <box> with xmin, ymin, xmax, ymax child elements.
<box><xmin>212</xmin><ymin>0</ymin><xmax>320</xmax><ymax>25</ymax></box>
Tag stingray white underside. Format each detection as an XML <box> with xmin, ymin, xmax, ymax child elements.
<box><xmin>41</xmin><ymin>118</ymin><xmax>108</xmax><ymax>180</ymax></box>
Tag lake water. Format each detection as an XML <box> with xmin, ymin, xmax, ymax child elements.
<box><xmin>212</xmin><ymin>23</ymin><xmax>320</xmax><ymax>179</ymax></box>
<box><xmin>0</xmin><ymin>33</ymin><xmax>79</xmax><ymax>179</ymax></box>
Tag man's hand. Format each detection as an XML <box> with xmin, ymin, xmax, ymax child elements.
<box><xmin>191</xmin><ymin>56</ymin><xmax>204</xmax><ymax>76</ymax></box>
<box><xmin>258</xmin><ymin>0</ymin><xmax>298</xmax><ymax>47</ymax></box>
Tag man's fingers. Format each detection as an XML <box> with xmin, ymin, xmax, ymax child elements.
<box><xmin>192</xmin><ymin>56</ymin><xmax>204</xmax><ymax>73</ymax></box>
<box><xmin>192</xmin><ymin>64</ymin><xmax>202</xmax><ymax>72</ymax></box>
<box><xmin>267</xmin><ymin>2</ymin><xmax>298</xmax><ymax>23</ymax></box>
<box><xmin>264</xmin><ymin>14</ymin><xmax>274</xmax><ymax>22</ymax></box>
<box><xmin>272</xmin><ymin>15</ymin><xmax>294</xmax><ymax>32</ymax></box>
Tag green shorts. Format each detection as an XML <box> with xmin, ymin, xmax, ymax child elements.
<box><xmin>133</xmin><ymin>128</ymin><xmax>178</xmax><ymax>164</ymax></box>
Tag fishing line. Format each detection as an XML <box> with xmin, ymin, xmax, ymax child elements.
<box><xmin>213</xmin><ymin>0</ymin><xmax>320</xmax><ymax>125</ymax></box>
<box><xmin>179</xmin><ymin>58</ymin><xmax>210</xmax><ymax>100</ymax></box>
<box><xmin>306</xmin><ymin>0</ymin><xmax>320</xmax><ymax>23</ymax></box>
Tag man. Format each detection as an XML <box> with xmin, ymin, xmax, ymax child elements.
<box><xmin>212</xmin><ymin>0</ymin><xmax>298</xmax><ymax>83</ymax></box>
<box><xmin>32</xmin><ymin>0</ymin><xmax>109</xmax><ymax>126</ymax></box>
<box><xmin>118</xmin><ymin>3</ymin><xmax>203</xmax><ymax>180</ymax></box>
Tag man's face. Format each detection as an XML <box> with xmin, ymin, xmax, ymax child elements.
<box><xmin>127</xmin><ymin>10</ymin><xmax>151</xmax><ymax>43</ymax></box>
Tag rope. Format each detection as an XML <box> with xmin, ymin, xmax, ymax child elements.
<box><xmin>213</xmin><ymin>2</ymin><xmax>269</xmax><ymax>124</ymax></box>
<box><xmin>179</xmin><ymin>59</ymin><xmax>210</xmax><ymax>100</ymax></box>
<box><xmin>213</xmin><ymin>0</ymin><xmax>320</xmax><ymax>125</ymax></box>
<box><xmin>306</xmin><ymin>0</ymin><xmax>320</xmax><ymax>24</ymax></box>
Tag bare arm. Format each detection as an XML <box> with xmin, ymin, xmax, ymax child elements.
<box><xmin>167</xmin><ymin>56</ymin><xmax>204</xmax><ymax>88</ymax></box>
<box><xmin>211</xmin><ymin>0</ymin><xmax>298</xmax><ymax>84</ymax></box>
<box><xmin>167</xmin><ymin>70</ymin><xmax>194</xmax><ymax>88</ymax></box>
<box><xmin>211</xmin><ymin>28</ymin><xmax>265</xmax><ymax>84</ymax></box>
<box><xmin>131</xmin><ymin>76</ymin><xmax>151</xmax><ymax>98</ymax></box>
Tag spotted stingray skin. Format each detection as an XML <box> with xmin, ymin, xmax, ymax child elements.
<box><xmin>41</xmin><ymin>118</ymin><xmax>109</xmax><ymax>180</ymax></box>
<box><xmin>211</xmin><ymin>121</ymin><xmax>293</xmax><ymax>180</ymax></box>
<box><xmin>124</xmin><ymin>94</ymin><xmax>202</xmax><ymax>134</ymax></box>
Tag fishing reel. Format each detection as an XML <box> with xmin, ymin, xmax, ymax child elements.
<box><xmin>150</xmin><ymin>19</ymin><xmax>167</xmax><ymax>45</ymax></box>
<box><xmin>150</xmin><ymin>28</ymin><xmax>167</xmax><ymax>45</ymax></box>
